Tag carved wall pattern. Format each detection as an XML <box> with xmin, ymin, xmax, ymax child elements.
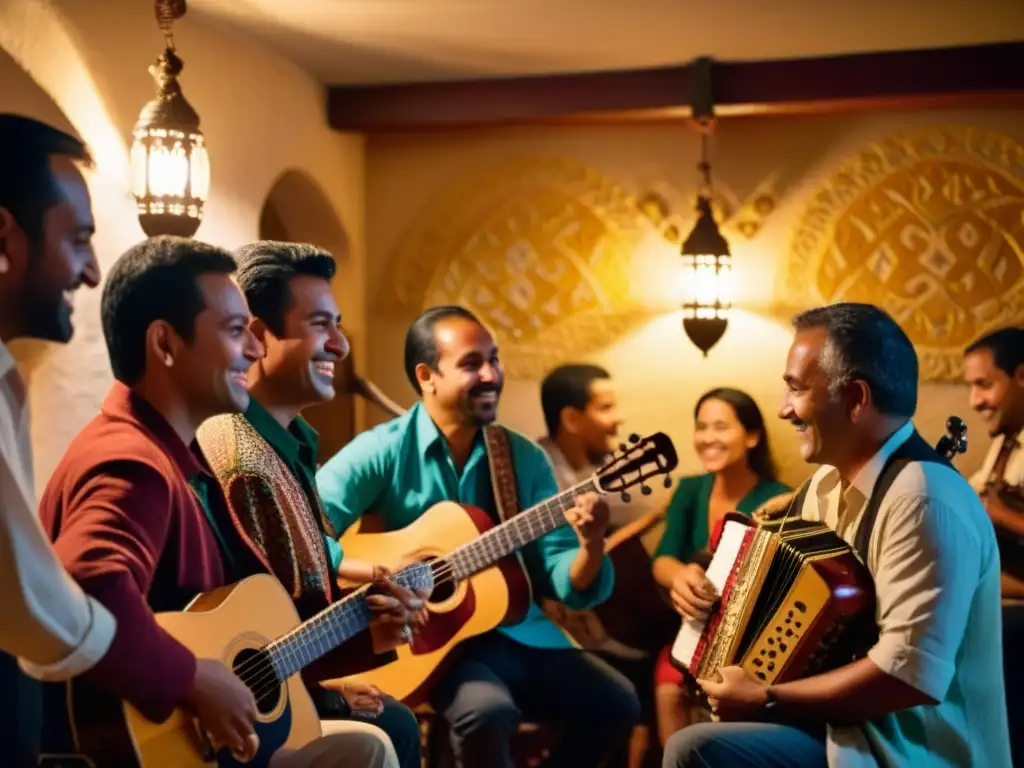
<box><xmin>781</xmin><ymin>126</ymin><xmax>1024</xmax><ymax>381</ymax></box>
<box><xmin>378</xmin><ymin>156</ymin><xmax>655</xmax><ymax>379</ymax></box>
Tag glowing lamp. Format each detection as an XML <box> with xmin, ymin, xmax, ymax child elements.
<box><xmin>680</xmin><ymin>195</ymin><xmax>731</xmax><ymax>355</ymax></box>
<box><xmin>131</xmin><ymin>46</ymin><xmax>209</xmax><ymax>238</ymax></box>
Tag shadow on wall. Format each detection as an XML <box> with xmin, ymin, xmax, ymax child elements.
<box><xmin>258</xmin><ymin>169</ymin><xmax>358</xmax><ymax>463</ymax></box>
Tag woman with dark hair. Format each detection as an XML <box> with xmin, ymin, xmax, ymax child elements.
<box><xmin>650</xmin><ymin>387</ymin><xmax>790</xmax><ymax>745</ymax></box>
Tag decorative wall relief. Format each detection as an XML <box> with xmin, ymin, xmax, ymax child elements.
<box><xmin>378</xmin><ymin>156</ymin><xmax>655</xmax><ymax>379</ymax></box>
<box><xmin>781</xmin><ymin>126</ymin><xmax>1024</xmax><ymax>381</ymax></box>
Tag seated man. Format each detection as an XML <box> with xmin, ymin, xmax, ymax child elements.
<box><xmin>195</xmin><ymin>240</ymin><xmax>423</xmax><ymax>768</ymax></box>
<box><xmin>316</xmin><ymin>306</ymin><xmax>641</xmax><ymax>768</ymax></box>
<box><xmin>664</xmin><ymin>303</ymin><xmax>1011</xmax><ymax>767</ymax></box>
<box><xmin>38</xmin><ymin>237</ymin><xmax>418</xmax><ymax>767</ymax></box>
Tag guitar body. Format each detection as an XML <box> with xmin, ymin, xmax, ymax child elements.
<box><xmin>67</xmin><ymin>575</ymin><xmax>320</xmax><ymax>766</ymax></box>
<box><xmin>331</xmin><ymin>501</ymin><xmax>533</xmax><ymax>705</ymax></box>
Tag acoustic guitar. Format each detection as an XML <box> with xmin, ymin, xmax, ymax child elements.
<box><xmin>50</xmin><ymin>564</ymin><xmax>433</xmax><ymax>767</ymax></box>
<box><xmin>330</xmin><ymin>432</ymin><xmax>679</xmax><ymax>705</ymax></box>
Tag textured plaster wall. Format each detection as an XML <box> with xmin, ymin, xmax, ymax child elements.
<box><xmin>0</xmin><ymin>0</ymin><xmax>365</xmax><ymax>489</ymax></box>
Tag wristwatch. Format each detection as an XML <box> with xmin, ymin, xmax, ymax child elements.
<box><xmin>762</xmin><ymin>686</ymin><xmax>780</xmax><ymax>721</ymax></box>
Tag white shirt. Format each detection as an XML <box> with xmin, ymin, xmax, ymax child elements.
<box><xmin>798</xmin><ymin>421</ymin><xmax>1011</xmax><ymax>768</ymax></box>
<box><xmin>0</xmin><ymin>340</ymin><xmax>115</xmax><ymax>680</ymax></box>
<box><xmin>968</xmin><ymin>431</ymin><xmax>1024</xmax><ymax>493</ymax></box>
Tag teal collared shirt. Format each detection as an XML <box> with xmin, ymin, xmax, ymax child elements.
<box><xmin>316</xmin><ymin>402</ymin><xmax>615</xmax><ymax>649</ymax></box>
<box><xmin>243</xmin><ymin>398</ymin><xmax>343</xmax><ymax>571</ymax></box>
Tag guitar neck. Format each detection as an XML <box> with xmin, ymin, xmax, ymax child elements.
<box><xmin>264</xmin><ymin>584</ymin><xmax>374</xmax><ymax>681</ymax></box>
<box><xmin>445</xmin><ymin>477</ymin><xmax>600</xmax><ymax>581</ymax></box>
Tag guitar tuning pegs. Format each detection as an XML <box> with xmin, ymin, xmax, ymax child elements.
<box><xmin>640</xmin><ymin>484</ymin><xmax>652</xmax><ymax>496</ymax></box>
<box><xmin>663</xmin><ymin>475</ymin><xmax>673</xmax><ymax>489</ymax></box>
<box><xmin>621</xmin><ymin>491</ymin><xmax>632</xmax><ymax>503</ymax></box>
<box><xmin>629</xmin><ymin>433</ymin><xmax>640</xmax><ymax>443</ymax></box>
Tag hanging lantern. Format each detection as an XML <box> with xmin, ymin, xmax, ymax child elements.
<box><xmin>130</xmin><ymin>1</ymin><xmax>209</xmax><ymax>238</ymax></box>
<box><xmin>680</xmin><ymin>194</ymin><xmax>731</xmax><ymax>355</ymax></box>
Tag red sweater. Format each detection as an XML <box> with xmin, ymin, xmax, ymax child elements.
<box><xmin>39</xmin><ymin>383</ymin><xmax>224</xmax><ymax>723</ymax></box>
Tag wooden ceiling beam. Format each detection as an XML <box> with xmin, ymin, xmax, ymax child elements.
<box><xmin>326</xmin><ymin>42</ymin><xmax>1024</xmax><ymax>132</ymax></box>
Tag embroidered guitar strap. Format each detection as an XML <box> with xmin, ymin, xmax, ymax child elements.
<box><xmin>483</xmin><ymin>425</ymin><xmax>535</xmax><ymax>607</ymax></box>
<box><xmin>483</xmin><ymin>425</ymin><xmax>520</xmax><ymax>524</ymax></box>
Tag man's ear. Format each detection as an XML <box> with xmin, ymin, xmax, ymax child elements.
<box><xmin>146</xmin><ymin>319</ymin><xmax>181</xmax><ymax>369</ymax></box>
<box><xmin>415</xmin><ymin>362</ymin><xmax>434</xmax><ymax>394</ymax></box>
<box><xmin>560</xmin><ymin>407</ymin><xmax>582</xmax><ymax>436</ymax></box>
<box><xmin>1013</xmin><ymin>362</ymin><xmax>1024</xmax><ymax>388</ymax></box>
<box><xmin>0</xmin><ymin>207</ymin><xmax>15</xmax><ymax>241</ymax></box>
<box><xmin>250</xmin><ymin>316</ymin><xmax>269</xmax><ymax>343</ymax></box>
<box><xmin>847</xmin><ymin>379</ymin><xmax>872</xmax><ymax>423</ymax></box>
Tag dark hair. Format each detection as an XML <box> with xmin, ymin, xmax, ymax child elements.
<box><xmin>101</xmin><ymin>236</ymin><xmax>237</xmax><ymax>384</ymax></box>
<box><xmin>403</xmin><ymin>305</ymin><xmax>481</xmax><ymax>393</ymax></box>
<box><xmin>540</xmin><ymin>364</ymin><xmax>612</xmax><ymax>437</ymax></box>
<box><xmin>792</xmin><ymin>303</ymin><xmax>918</xmax><ymax>419</ymax></box>
<box><xmin>695</xmin><ymin>387</ymin><xmax>777</xmax><ymax>482</ymax></box>
<box><xmin>965</xmin><ymin>326</ymin><xmax>1024</xmax><ymax>377</ymax></box>
<box><xmin>234</xmin><ymin>240</ymin><xmax>336</xmax><ymax>335</ymax></box>
<box><xmin>0</xmin><ymin>114</ymin><xmax>91</xmax><ymax>243</ymax></box>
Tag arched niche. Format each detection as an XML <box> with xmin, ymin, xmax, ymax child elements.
<box><xmin>258</xmin><ymin>169</ymin><xmax>358</xmax><ymax>463</ymax></box>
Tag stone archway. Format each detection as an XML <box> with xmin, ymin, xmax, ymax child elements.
<box><xmin>258</xmin><ymin>169</ymin><xmax>358</xmax><ymax>463</ymax></box>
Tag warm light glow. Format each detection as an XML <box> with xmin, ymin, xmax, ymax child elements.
<box><xmin>680</xmin><ymin>253</ymin><xmax>732</xmax><ymax>319</ymax></box>
<box><xmin>130</xmin><ymin>127</ymin><xmax>209</xmax><ymax>235</ymax></box>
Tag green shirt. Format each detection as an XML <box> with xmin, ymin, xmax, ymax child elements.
<box><xmin>315</xmin><ymin>402</ymin><xmax>615</xmax><ymax>649</ymax></box>
<box><xmin>242</xmin><ymin>398</ymin><xmax>343</xmax><ymax>573</ymax></box>
<box><xmin>654</xmin><ymin>473</ymin><xmax>791</xmax><ymax>563</ymax></box>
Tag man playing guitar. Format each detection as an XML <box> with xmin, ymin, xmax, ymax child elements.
<box><xmin>196</xmin><ymin>240</ymin><xmax>425</xmax><ymax>767</ymax></box>
<box><xmin>962</xmin><ymin>326</ymin><xmax>1024</xmax><ymax>761</ymax></box>
<box><xmin>963</xmin><ymin>327</ymin><xmax>1024</xmax><ymax>596</ymax></box>
<box><xmin>663</xmin><ymin>304</ymin><xmax>1011</xmax><ymax>767</ymax></box>
<box><xmin>38</xmin><ymin>237</ymin><xmax>420</xmax><ymax>767</ymax></box>
<box><xmin>316</xmin><ymin>306</ymin><xmax>641</xmax><ymax>767</ymax></box>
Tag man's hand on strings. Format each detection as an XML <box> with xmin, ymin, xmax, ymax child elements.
<box><xmin>366</xmin><ymin>566</ymin><xmax>429</xmax><ymax>653</ymax></box>
<box><xmin>566</xmin><ymin>492</ymin><xmax>610</xmax><ymax>547</ymax></box>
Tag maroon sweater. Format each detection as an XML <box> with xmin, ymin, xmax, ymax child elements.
<box><xmin>39</xmin><ymin>384</ymin><xmax>228</xmax><ymax>723</ymax></box>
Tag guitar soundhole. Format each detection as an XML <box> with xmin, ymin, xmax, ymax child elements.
<box><xmin>422</xmin><ymin>555</ymin><xmax>456</xmax><ymax>604</ymax></box>
<box><xmin>233</xmin><ymin>647</ymin><xmax>282</xmax><ymax>715</ymax></box>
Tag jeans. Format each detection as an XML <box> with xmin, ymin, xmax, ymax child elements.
<box><xmin>430</xmin><ymin>632</ymin><xmax>640</xmax><ymax>768</ymax></box>
<box><xmin>662</xmin><ymin>722</ymin><xmax>827</xmax><ymax>768</ymax></box>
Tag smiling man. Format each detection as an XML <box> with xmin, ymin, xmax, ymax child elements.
<box><xmin>0</xmin><ymin>114</ymin><xmax>108</xmax><ymax>765</ymax></box>
<box><xmin>194</xmin><ymin>241</ymin><xmax>424</xmax><ymax>768</ymax></box>
<box><xmin>664</xmin><ymin>303</ymin><xmax>1010</xmax><ymax>768</ymax></box>
<box><xmin>317</xmin><ymin>306</ymin><xmax>641</xmax><ymax>768</ymax></box>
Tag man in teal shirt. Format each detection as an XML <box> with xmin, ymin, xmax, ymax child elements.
<box><xmin>316</xmin><ymin>306</ymin><xmax>641</xmax><ymax>768</ymax></box>
<box><xmin>195</xmin><ymin>240</ymin><xmax>424</xmax><ymax>768</ymax></box>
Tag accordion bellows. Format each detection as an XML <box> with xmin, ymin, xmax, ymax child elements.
<box><xmin>671</xmin><ymin>513</ymin><xmax>876</xmax><ymax>685</ymax></box>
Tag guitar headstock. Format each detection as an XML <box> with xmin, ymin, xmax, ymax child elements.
<box><xmin>596</xmin><ymin>432</ymin><xmax>679</xmax><ymax>502</ymax></box>
<box><xmin>936</xmin><ymin>415</ymin><xmax>968</xmax><ymax>462</ymax></box>
<box><xmin>394</xmin><ymin>561</ymin><xmax>435</xmax><ymax>593</ymax></box>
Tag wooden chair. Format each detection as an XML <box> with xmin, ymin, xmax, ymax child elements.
<box><xmin>415</xmin><ymin>704</ymin><xmax>560</xmax><ymax>768</ymax></box>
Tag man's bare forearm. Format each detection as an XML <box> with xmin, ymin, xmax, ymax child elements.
<box><xmin>772</xmin><ymin>657</ymin><xmax>937</xmax><ymax>725</ymax></box>
<box><xmin>569</xmin><ymin>541</ymin><xmax>604</xmax><ymax>591</ymax></box>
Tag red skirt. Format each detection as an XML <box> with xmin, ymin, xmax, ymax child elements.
<box><xmin>654</xmin><ymin>644</ymin><xmax>685</xmax><ymax>687</ymax></box>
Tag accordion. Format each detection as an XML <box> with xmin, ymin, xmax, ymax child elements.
<box><xmin>670</xmin><ymin>513</ymin><xmax>876</xmax><ymax>686</ymax></box>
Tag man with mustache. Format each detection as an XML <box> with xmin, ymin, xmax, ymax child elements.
<box><xmin>195</xmin><ymin>240</ymin><xmax>425</xmax><ymax>768</ymax></box>
<box><xmin>0</xmin><ymin>114</ymin><xmax>109</xmax><ymax>765</ymax></box>
<box><xmin>316</xmin><ymin>306</ymin><xmax>641</xmax><ymax>768</ymax></box>
<box><xmin>38</xmin><ymin>237</ymin><xmax>405</xmax><ymax>767</ymax></box>
<box><xmin>664</xmin><ymin>303</ymin><xmax>1010</xmax><ymax>768</ymax></box>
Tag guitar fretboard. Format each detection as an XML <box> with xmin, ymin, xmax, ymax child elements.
<box><xmin>263</xmin><ymin>587</ymin><xmax>372</xmax><ymax>680</ymax></box>
<box><xmin>445</xmin><ymin>477</ymin><xmax>600</xmax><ymax>581</ymax></box>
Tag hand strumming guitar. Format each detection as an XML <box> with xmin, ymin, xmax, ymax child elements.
<box><xmin>184</xmin><ymin>658</ymin><xmax>259</xmax><ymax>763</ymax></box>
<box><xmin>366</xmin><ymin>566</ymin><xmax>430</xmax><ymax>653</ymax></box>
